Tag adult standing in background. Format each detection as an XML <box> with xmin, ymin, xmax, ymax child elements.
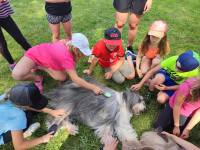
<box><xmin>0</xmin><ymin>0</ymin><xmax>31</xmax><ymax>71</ymax></box>
<box><xmin>113</xmin><ymin>0</ymin><xmax>153</xmax><ymax>54</ymax></box>
<box><xmin>44</xmin><ymin>0</ymin><xmax>72</xmax><ymax>43</ymax></box>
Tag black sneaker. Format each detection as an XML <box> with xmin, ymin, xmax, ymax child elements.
<box><xmin>126</xmin><ymin>46</ymin><xmax>134</xmax><ymax>54</ymax></box>
<box><xmin>144</xmin><ymin>89</ymin><xmax>153</xmax><ymax>104</ymax></box>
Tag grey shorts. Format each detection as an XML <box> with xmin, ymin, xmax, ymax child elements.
<box><xmin>104</xmin><ymin>60</ymin><xmax>132</xmax><ymax>84</ymax></box>
<box><xmin>46</xmin><ymin>12</ymin><xmax>72</xmax><ymax>24</ymax></box>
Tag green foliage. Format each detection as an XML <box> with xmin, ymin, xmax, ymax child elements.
<box><xmin>0</xmin><ymin>0</ymin><xmax>200</xmax><ymax>149</ymax></box>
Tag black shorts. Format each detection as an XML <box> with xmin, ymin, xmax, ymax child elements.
<box><xmin>113</xmin><ymin>0</ymin><xmax>147</xmax><ymax>15</ymax></box>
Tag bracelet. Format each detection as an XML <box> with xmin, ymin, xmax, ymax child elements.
<box><xmin>174</xmin><ymin>123</ymin><xmax>180</xmax><ymax>127</ymax></box>
<box><xmin>98</xmin><ymin>148</ymin><xmax>103</xmax><ymax>150</ymax></box>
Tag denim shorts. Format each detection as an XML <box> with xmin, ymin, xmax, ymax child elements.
<box><xmin>46</xmin><ymin>13</ymin><xmax>72</xmax><ymax>24</ymax></box>
<box><xmin>156</xmin><ymin>69</ymin><xmax>178</xmax><ymax>97</ymax></box>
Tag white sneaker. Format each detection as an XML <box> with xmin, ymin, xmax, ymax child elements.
<box><xmin>23</xmin><ymin>122</ymin><xmax>40</xmax><ymax>138</ymax></box>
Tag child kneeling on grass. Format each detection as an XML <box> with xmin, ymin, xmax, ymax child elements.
<box><xmin>12</xmin><ymin>33</ymin><xmax>104</xmax><ymax>94</ymax></box>
<box><xmin>154</xmin><ymin>77</ymin><xmax>200</xmax><ymax>140</ymax></box>
<box><xmin>83</xmin><ymin>27</ymin><xmax>135</xmax><ymax>84</ymax></box>
<box><xmin>131</xmin><ymin>50</ymin><xmax>199</xmax><ymax>104</ymax></box>
<box><xmin>133</xmin><ymin>20</ymin><xmax>170</xmax><ymax>85</ymax></box>
<box><xmin>0</xmin><ymin>82</ymin><xmax>66</xmax><ymax>149</ymax></box>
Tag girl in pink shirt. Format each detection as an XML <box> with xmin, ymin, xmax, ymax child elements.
<box><xmin>12</xmin><ymin>33</ymin><xmax>104</xmax><ymax>95</ymax></box>
<box><xmin>154</xmin><ymin>77</ymin><xmax>200</xmax><ymax>138</ymax></box>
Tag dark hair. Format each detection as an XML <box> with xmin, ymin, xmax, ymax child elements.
<box><xmin>140</xmin><ymin>33</ymin><xmax>168</xmax><ymax>58</ymax></box>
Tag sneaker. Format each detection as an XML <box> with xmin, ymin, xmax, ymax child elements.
<box><xmin>31</xmin><ymin>66</ymin><xmax>40</xmax><ymax>72</ymax></box>
<box><xmin>125</xmin><ymin>50</ymin><xmax>137</xmax><ymax>60</ymax></box>
<box><xmin>10</xmin><ymin>62</ymin><xmax>17</xmax><ymax>71</ymax></box>
<box><xmin>133</xmin><ymin>60</ymin><xmax>136</xmax><ymax>67</ymax></box>
<box><xmin>35</xmin><ymin>75</ymin><xmax>43</xmax><ymax>94</ymax></box>
<box><xmin>126</xmin><ymin>46</ymin><xmax>134</xmax><ymax>54</ymax></box>
<box><xmin>144</xmin><ymin>78</ymin><xmax>152</xmax><ymax>86</ymax></box>
<box><xmin>23</xmin><ymin>122</ymin><xmax>40</xmax><ymax>138</ymax></box>
<box><xmin>144</xmin><ymin>89</ymin><xmax>153</xmax><ymax>104</ymax></box>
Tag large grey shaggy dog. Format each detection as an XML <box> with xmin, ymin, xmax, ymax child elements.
<box><xmin>45</xmin><ymin>78</ymin><xmax>146</xmax><ymax>148</ymax></box>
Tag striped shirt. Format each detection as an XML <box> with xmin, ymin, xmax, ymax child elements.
<box><xmin>0</xmin><ymin>2</ymin><xmax>14</xmax><ymax>18</ymax></box>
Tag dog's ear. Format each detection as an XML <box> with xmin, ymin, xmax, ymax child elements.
<box><xmin>122</xmin><ymin>92</ymin><xmax>127</xmax><ymax>100</ymax></box>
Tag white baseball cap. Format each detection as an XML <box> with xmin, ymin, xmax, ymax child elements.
<box><xmin>67</xmin><ymin>33</ymin><xmax>92</xmax><ymax>56</ymax></box>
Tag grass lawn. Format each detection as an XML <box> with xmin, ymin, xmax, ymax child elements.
<box><xmin>0</xmin><ymin>0</ymin><xmax>200</xmax><ymax>149</ymax></box>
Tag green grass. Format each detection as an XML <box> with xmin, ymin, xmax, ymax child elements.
<box><xmin>0</xmin><ymin>0</ymin><xmax>200</xmax><ymax>149</ymax></box>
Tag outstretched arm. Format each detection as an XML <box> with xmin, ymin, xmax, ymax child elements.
<box><xmin>162</xmin><ymin>131</ymin><xmax>200</xmax><ymax>150</ymax></box>
<box><xmin>12</xmin><ymin>130</ymin><xmax>53</xmax><ymax>150</ymax></box>
<box><xmin>66</xmin><ymin>69</ymin><xmax>104</xmax><ymax>95</ymax></box>
<box><xmin>131</xmin><ymin>64</ymin><xmax>163</xmax><ymax>91</ymax></box>
<box><xmin>26</xmin><ymin>107</ymin><xmax>67</xmax><ymax>117</ymax></box>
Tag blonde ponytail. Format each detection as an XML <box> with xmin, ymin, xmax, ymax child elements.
<box><xmin>0</xmin><ymin>88</ymin><xmax>11</xmax><ymax>104</ymax></box>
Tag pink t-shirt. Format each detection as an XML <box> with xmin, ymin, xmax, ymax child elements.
<box><xmin>25</xmin><ymin>39</ymin><xmax>75</xmax><ymax>70</ymax></box>
<box><xmin>169</xmin><ymin>77</ymin><xmax>200</xmax><ymax>117</ymax></box>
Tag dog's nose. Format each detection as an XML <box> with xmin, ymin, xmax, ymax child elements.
<box><xmin>143</xmin><ymin>108</ymin><xmax>146</xmax><ymax>112</ymax></box>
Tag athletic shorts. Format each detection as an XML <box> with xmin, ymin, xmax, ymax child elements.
<box><xmin>104</xmin><ymin>60</ymin><xmax>132</xmax><ymax>84</ymax></box>
<box><xmin>156</xmin><ymin>69</ymin><xmax>178</xmax><ymax>97</ymax></box>
<box><xmin>46</xmin><ymin>12</ymin><xmax>72</xmax><ymax>24</ymax></box>
<box><xmin>113</xmin><ymin>0</ymin><xmax>147</xmax><ymax>15</ymax></box>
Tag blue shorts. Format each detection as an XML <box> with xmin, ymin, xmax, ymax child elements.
<box><xmin>46</xmin><ymin>13</ymin><xmax>72</xmax><ymax>24</ymax></box>
<box><xmin>156</xmin><ymin>69</ymin><xmax>178</xmax><ymax>97</ymax></box>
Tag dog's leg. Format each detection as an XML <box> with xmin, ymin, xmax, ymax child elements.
<box><xmin>64</xmin><ymin>117</ymin><xmax>79</xmax><ymax>135</ymax></box>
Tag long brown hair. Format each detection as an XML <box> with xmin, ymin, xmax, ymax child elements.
<box><xmin>61</xmin><ymin>40</ymin><xmax>83</xmax><ymax>64</ymax></box>
<box><xmin>0</xmin><ymin>88</ymin><xmax>11</xmax><ymax>104</ymax></box>
<box><xmin>187</xmin><ymin>77</ymin><xmax>200</xmax><ymax>103</ymax></box>
<box><xmin>140</xmin><ymin>33</ymin><xmax>168</xmax><ymax>58</ymax></box>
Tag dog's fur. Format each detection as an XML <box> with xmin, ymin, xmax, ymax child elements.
<box><xmin>45</xmin><ymin>79</ymin><xmax>146</xmax><ymax>148</ymax></box>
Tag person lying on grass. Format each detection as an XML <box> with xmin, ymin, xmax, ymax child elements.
<box><xmin>83</xmin><ymin>27</ymin><xmax>135</xmax><ymax>84</ymax></box>
<box><xmin>12</xmin><ymin>33</ymin><xmax>104</xmax><ymax>94</ymax></box>
<box><xmin>0</xmin><ymin>82</ymin><xmax>66</xmax><ymax>149</ymax></box>
<box><xmin>131</xmin><ymin>50</ymin><xmax>199</xmax><ymax>104</ymax></box>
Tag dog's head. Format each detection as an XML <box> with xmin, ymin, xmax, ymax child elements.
<box><xmin>122</xmin><ymin>89</ymin><xmax>146</xmax><ymax>115</ymax></box>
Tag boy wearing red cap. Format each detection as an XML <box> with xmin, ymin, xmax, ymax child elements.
<box><xmin>83</xmin><ymin>27</ymin><xmax>135</xmax><ymax>84</ymax></box>
<box><xmin>131</xmin><ymin>50</ymin><xmax>200</xmax><ymax>104</ymax></box>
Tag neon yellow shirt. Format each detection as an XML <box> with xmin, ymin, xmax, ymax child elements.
<box><xmin>160</xmin><ymin>56</ymin><xmax>198</xmax><ymax>84</ymax></box>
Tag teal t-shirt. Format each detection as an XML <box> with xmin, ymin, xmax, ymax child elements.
<box><xmin>0</xmin><ymin>94</ymin><xmax>27</xmax><ymax>145</ymax></box>
<box><xmin>160</xmin><ymin>56</ymin><xmax>198</xmax><ymax>84</ymax></box>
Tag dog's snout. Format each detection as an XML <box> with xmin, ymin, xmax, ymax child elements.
<box><xmin>143</xmin><ymin>108</ymin><xmax>146</xmax><ymax>112</ymax></box>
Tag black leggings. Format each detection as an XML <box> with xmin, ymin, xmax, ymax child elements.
<box><xmin>0</xmin><ymin>15</ymin><xmax>31</xmax><ymax>64</ymax></box>
<box><xmin>154</xmin><ymin>102</ymin><xmax>191</xmax><ymax>134</ymax></box>
<box><xmin>2</xmin><ymin>110</ymin><xmax>38</xmax><ymax>144</ymax></box>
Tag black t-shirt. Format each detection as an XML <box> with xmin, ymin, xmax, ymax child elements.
<box><xmin>45</xmin><ymin>2</ymin><xmax>72</xmax><ymax>16</ymax></box>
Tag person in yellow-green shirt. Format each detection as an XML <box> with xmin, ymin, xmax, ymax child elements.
<box><xmin>131</xmin><ymin>50</ymin><xmax>199</xmax><ymax>104</ymax></box>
